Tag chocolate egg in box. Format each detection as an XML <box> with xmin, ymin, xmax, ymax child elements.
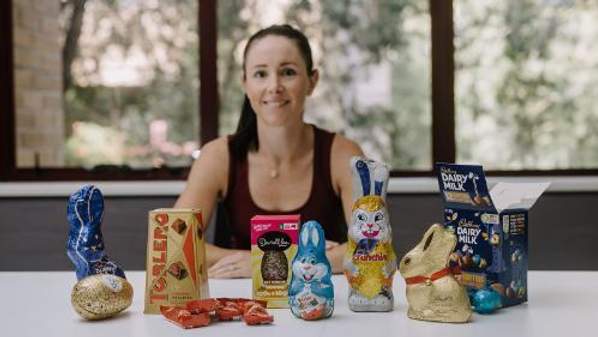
<box><xmin>251</xmin><ymin>214</ymin><xmax>299</xmax><ymax>308</ymax></box>
<box><xmin>436</xmin><ymin>163</ymin><xmax>549</xmax><ymax>308</ymax></box>
<box><xmin>144</xmin><ymin>209</ymin><xmax>209</xmax><ymax>314</ymax></box>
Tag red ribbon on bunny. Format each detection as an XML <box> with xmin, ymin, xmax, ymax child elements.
<box><xmin>404</xmin><ymin>267</ymin><xmax>451</xmax><ymax>285</ymax></box>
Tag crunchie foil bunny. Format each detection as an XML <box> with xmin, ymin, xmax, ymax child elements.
<box><xmin>399</xmin><ymin>224</ymin><xmax>472</xmax><ymax>323</ymax></box>
<box><xmin>288</xmin><ymin>220</ymin><xmax>334</xmax><ymax>320</ymax></box>
<box><xmin>343</xmin><ymin>157</ymin><xmax>397</xmax><ymax>312</ymax></box>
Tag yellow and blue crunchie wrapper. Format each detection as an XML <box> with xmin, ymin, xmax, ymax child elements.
<box><xmin>344</xmin><ymin>157</ymin><xmax>397</xmax><ymax>312</ymax></box>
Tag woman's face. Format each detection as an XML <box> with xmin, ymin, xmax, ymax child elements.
<box><xmin>242</xmin><ymin>35</ymin><xmax>318</xmax><ymax>128</ymax></box>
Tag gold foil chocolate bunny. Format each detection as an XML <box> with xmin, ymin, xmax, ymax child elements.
<box><xmin>399</xmin><ymin>224</ymin><xmax>471</xmax><ymax>323</ymax></box>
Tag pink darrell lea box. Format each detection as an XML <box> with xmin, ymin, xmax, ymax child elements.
<box><xmin>251</xmin><ymin>215</ymin><xmax>300</xmax><ymax>308</ymax></box>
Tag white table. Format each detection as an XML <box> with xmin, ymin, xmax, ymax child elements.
<box><xmin>1</xmin><ymin>271</ymin><xmax>596</xmax><ymax>337</ymax></box>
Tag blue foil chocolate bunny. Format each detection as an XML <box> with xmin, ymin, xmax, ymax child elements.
<box><xmin>288</xmin><ymin>220</ymin><xmax>334</xmax><ymax>320</ymax></box>
<box><xmin>66</xmin><ymin>185</ymin><xmax>126</xmax><ymax>280</ymax></box>
<box><xmin>343</xmin><ymin>157</ymin><xmax>397</xmax><ymax>312</ymax></box>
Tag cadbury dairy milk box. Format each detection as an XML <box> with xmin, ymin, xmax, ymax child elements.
<box><xmin>436</xmin><ymin>163</ymin><xmax>549</xmax><ymax>307</ymax></box>
<box><xmin>144</xmin><ymin>209</ymin><xmax>209</xmax><ymax>314</ymax></box>
<box><xmin>251</xmin><ymin>214</ymin><xmax>299</xmax><ymax>308</ymax></box>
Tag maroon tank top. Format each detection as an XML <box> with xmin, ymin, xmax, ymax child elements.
<box><xmin>221</xmin><ymin>125</ymin><xmax>347</xmax><ymax>249</ymax></box>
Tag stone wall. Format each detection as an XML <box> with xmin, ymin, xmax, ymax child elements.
<box><xmin>12</xmin><ymin>0</ymin><xmax>64</xmax><ymax>167</ymax></box>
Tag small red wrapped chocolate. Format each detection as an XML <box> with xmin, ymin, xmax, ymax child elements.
<box><xmin>160</xmin><ymin>306</ymin><xmax>211</xmax><ymax>329</ymax></box>
<box><xmin>215</xmin><ymin>299</ymin><xmax>243</xmax><ymax>321</ymax></box>
<box><xmin>186</xmin><ymin>298</ymin><xmax>221</xmax><ymax>313</ymax></box>
<box><xmin>243</xmin><ymin>302</ymin><xmax>274</xmax><ymax>325</ymax></box>
<box><xmin>160</xmin><ymin>298</ymin><xmax>273</xmax><ymax>329</ymax></box>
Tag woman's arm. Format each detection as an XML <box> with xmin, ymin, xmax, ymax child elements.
<box><xmin>328</xmin><ymin>135</ymin><xmax>364</xmax><ymax>273</ymax></box>
<box><xmin>174</xmin><ymin>137</ymin><xmax>228</xmax><ymax>225</ymax></box>
<box><xmin>174</xmin><ymin>137</ymin><xmax>250</xmax><ymax>275</ymax></box>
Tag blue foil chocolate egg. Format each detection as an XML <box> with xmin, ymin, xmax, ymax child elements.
<box><xmin>472</xmin><ymin>288</ymin><xmax>502</xmax><ymax>314</ymax></box>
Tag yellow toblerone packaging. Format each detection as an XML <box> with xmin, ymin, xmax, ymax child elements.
<box><xmin>144</xmin><ymin>208</ymin><xmax>209</xmax><ymax>314</ymax></box>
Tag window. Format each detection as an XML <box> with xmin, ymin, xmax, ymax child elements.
<box><xmin>11</xmin><ymin>0</ymin><xmax>199</xmax><ymax>172</ymax></box>
<box><xmin>2</xmin><ymin>0</ymin><xmax>597</xmax><ymax>181</ymax></box>
<box><xmin>455</xmin><ymin>0</ymin><xmax>598</xmax><ymax>170</ymax></box>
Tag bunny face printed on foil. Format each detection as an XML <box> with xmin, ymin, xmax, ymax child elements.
<box><xmin>288</xmin><ymin>220</ymin><xmax>334</xmax><ymax>320</ymax></box>
<box><xmin>399</xmin><ymin>224</ymin><xmax>472</xmax><ymax>323</ymax></box>
<box><xmin>343</xmin><ymin>157</ymin><xmax>397</xmax><ymax>312</ymax></box>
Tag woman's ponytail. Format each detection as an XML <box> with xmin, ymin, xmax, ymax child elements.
<box><xmin>231</xmin><ymin>95</ymin><xmax>258</xmax><ymax>159</ymax></box>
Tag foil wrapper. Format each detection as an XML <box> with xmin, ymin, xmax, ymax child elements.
<box><xmin>160</xmin><ymin>298</ymin><xmax>273</xmax><ymax>329</ymax></box>
<box><xmin>66</xmin><ymin>185</ymin><xmax>125</xmax><ymax>280</ymax></box>
<box><xmin>71</xmin><ymin>274</ymin><xmax>133</xmax><ymax>320</ymax></box>
<box><xmin>288</xmin><ymin>221</ymin><xmax>334</xmax><ymax>320</ymax></box>
<box><xmin>344</xmin><ymin>157</ymin><xmax>397</xmax><ymax>312</ymax></box>
<box><xmin>399</xmin><ymin>224</ymin><xmax>472</xmax><ymax>323</ymax></box>
<box><xmin>472</xmin><ymin>288</ymin><xmax>502</xmax><ymax>314</ymax></box>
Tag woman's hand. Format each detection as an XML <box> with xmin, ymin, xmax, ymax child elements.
<box><xmin>325</xmin><ymin>241</ymin><xmax>346</xmax><ymax>274</ymax></box>
<box><xmin>325</xmin><ymin>240</ymin><xmax>339</xmax><ymax>251</ymax></box>
<box><xmin>208</xmin><ymin>251</ymin><xmax>251</xmax><ymax>279</ymax></box>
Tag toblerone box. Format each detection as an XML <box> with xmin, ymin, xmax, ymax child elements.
<box><xmin>436</xmin><ymin>163</ymin><xmax>549</xmax><ymax>307</ymax></box>
<box><xmin>144</xmin><ymin>208</ymin><xmax>209</xmax><ymax>314</ymax></box>
<box><xmin>251</xmin><ymin>214</ymin><xmax>299</xmax><ymax>308</ymax></box>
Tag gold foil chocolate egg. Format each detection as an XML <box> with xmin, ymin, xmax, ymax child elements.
<box><xmin>71</xmin><ymin>274</ymin><xmax>133</xmax><ymax>320</ymax></box>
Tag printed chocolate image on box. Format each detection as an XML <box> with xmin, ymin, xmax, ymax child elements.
<box><xmin>251</xmin><ymin>215</ymin><xmax>299</xmax><ymax>308</ymax></box>
<box><xmin>436</xmin><ymin>163</ymin><xmax>549</xmax><ymax>308</ymax></box>
<box><xmin>144</xmin><ymin>209</ymin><xmax>209</xmax><ymax>314</ymax></box>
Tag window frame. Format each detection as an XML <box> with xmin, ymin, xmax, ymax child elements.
<box><xmin>1</xmin><ymin>0</ymin><xmax>597</xmax><ymax>182</ymax></box>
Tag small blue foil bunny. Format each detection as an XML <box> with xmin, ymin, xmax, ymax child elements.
<box><xmin>288</xmin><ymin>220</ymin><xmax>334</xmax><ymax>320</ymax></box>
<box><xmin>66</xmin><ymin>185</ymin><xmax>126</xmax><ymax>280</ymax></box>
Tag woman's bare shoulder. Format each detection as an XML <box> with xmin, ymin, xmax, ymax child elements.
<box><xmin>200</xmin><ymin>136</ymin><xmax>228</xmax><ymax>157</ymax></box>
<box><xmin>198</xmin><ymin>136</ymin><xmax>229</xmax><ymax>162</ymax></box>
<box><xmin>331</xmin><ymin>133</ymin><xmax>363</xmax><ymax>160</ymax></box>
<box><xmin>186</xmin><ymin>136</ymin><xmax>230</xmax><ymax>193</ymax></box>
<box><xmin>330</xmin><ymin>133</ymin><xmax>363</xmax><ymax>192</ymax></box>
<box><xmin>175</xmin><ymin>136</ymin><xmax>230</xmax><ymax>212</ymax></box>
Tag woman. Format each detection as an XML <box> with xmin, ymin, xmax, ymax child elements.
<box><xmin>175</xmin><ymin>24</ymin><xmax>363</xmax><ymax>278</ymax></box>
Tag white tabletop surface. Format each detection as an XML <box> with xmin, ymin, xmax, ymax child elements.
<box><xmin>1</xmin><ymin>271</ymin><xmax>596</xmax><ymax>337</ymax></box>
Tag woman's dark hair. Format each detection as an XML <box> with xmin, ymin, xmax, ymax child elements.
<box><xmin>231</xmin><ymin>24</ymin><xmax>314</xmax><ymax>159</ymax></box>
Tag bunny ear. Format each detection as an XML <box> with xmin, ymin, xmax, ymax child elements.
<box><xmin>301</xmin><ymin>225</ymin><xmax>310</xmax><ymax>247</ymax></box>
<box><xmin>373</xmin><ymin>162</ymin><xmax>389</xmax><ymax>197</ymax></box>
<box><xmin>355</xmin><ymin>159</ymin><xmax>371</xmax><ymax>196</ymax></box>
<box><xmin>374</xmin><ymin>181</ymin><xmax>383</xmax><ymax>196</ymax></box>
<box><xmin>423</xmin><ymin>231</ymin><xmax>435</xmax><ymax>251</ymax></box>
<box><xmin>310</xmin><ymin>226</ymin><xmax>320</xmax><ymax>248</ymax></box>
